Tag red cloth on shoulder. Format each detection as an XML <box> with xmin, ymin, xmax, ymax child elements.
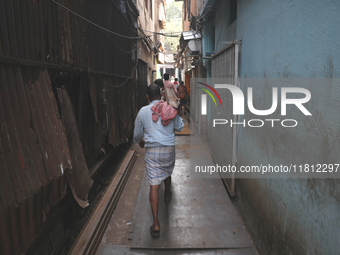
<box><xmin>151</xmin><ymin>100</ymin><xmax>178</xmax><ymax>126</ymax></box>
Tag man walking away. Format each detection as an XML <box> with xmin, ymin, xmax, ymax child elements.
<box><xmin>174</xmin><ymin>78</ymin><xmax>179</xmax><ymax>90</ymax></box>
<box><xmin>133</xmin><ymin>84</ymin><xmax>184</xmax><ymax>237</ymax></box>
<box><xmin>163</xmin><ymin>73</ymin><xmax>178</xmax><ymax>94</ymax></box>
<box><xmin>178</xmin><ymin>81</ymin><xmax>189</xmax><ymax>116</ymax></box>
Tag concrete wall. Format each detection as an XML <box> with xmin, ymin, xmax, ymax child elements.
<box><xmin>203</xmin><ymin>0</ymin><xmax>340</xmax><ymax>254</ymax></box>
<box><xmin>137</xmin><ymin>0</ymin><xmax>166</xmax><ymax>84</ymax></box>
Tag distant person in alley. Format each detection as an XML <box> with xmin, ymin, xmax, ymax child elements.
<box><xmin>133</xmin><ymin>84</ymin><xmax>184</xmax><ymax>237</ymax></box>
<box><xmin>173</xmin><ymin>78</ymin><xmax>179</xmax><ymax>90</ymax></box>
<box><xmin>178</xmin><ymin>81</ymin><xmax>189</xmax><ymax>116</ymax></box>
<box><xmin>163</xmin><ymin>73</ymin><xmax>178</xmax><ymax>94</ymax></box>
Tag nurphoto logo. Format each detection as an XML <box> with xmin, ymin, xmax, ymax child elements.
<box><xmin>199</xmin><ymin>83</ymin><xmax>312</xmax><ymax>128</ymax></box>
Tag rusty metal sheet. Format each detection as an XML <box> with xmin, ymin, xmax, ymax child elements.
<box><xmin>79</xmin><ymin>0</ymin><xmax>88</xmax><ymax>68</ymax></box>
<box><xmin>0</xmin><ymin>0</ymin><xmax>88</xmax><ymax>67</ymax></box>
<box><xmin>32</xmin><ymin>0</ymin><xmax>41</xmax><ymax>61</ymax></box>
<box><xmin>51</xmin><ymin>0</ymin><xmax>59</xmax><ymax>63</ymax></box>
<box><xmin>46</xmin><ymin>0</ymin><xmax>54</xmax><ymax>63</ymax></box>
<box><xmin>88</xmin><ymin>74</ymin><xmax>99</xmax><ymax>123</ymax></box>
<box><xmin>37</xmin><ymin>0</ymin><xmax>46</xmax><ymax>62</ymax></box>
<box><xmin>0</xmin><ymin>1</ymin><xmax>138</xmax><ymax>253</ymax></box>
<box><xmin>59</xmin><ymin>0</ymin><xmax>68</xmax><ymax>65</ymax></box>
<box><xmin>118</xmin><ymin>79</ymin><xmax>131</xmax><ymax>143</ymax></box>
<box><xmin>0</xmin><ymin>32</ymin><xmax>3</xmax><ymax>56</ymax></box>
<box><xmin>87</xmin><ymin>72</ymin><xmax>136</xmax><ymax>149</ymax></box>
<box><xmin>70</xmin><ymin>0</ymin><xmax>79</xmax><ymax>68</ymax></box>
<box><xmin>3</xmin><ymin>0</ymin><xmax>19</xmax><ymax>58</ymax></box>
<box><xmin>25</xmin><ymin>0</ymin><xmax>37</xmax><ymax>60</ymax></box>
<box><xmin>0</xmin><ymin>65</ymin><xmax>72</xmax><ymax>255</ymax></box>
<box><xmin>107</xmin><ymin>80</ymin><xmax>120</xmax><ymax>147</ymax></box>
<box><xmin>11</xmin><ymin>0</ymin><xmax>24</xmax><ymax>59</ymax></box>
<box><xmin>0</xmin><ymin>0</ymin><xmax>10</xmax><ymax>56</ymax></box>
<box><xmin>0</xmin><ymin>0</ymin><xmax>95</xmax><ymax>68</ymax></box>
<box><xmin>73</xmin><ymin>74</ymin><xmax>104</xmax><ymax>168</ymax></box>
<box><xmin>57</xmin><ymin>0</ymin><xmax>75</xmax><ymax>66</ymax></box>
<box><xmin>57</xmin><ymin>87</ymin><xmax>93</xmax><ymax>208</ymax></box>
<box><xmin>18</xmin><ymin>0</ymin><xmax>30</xmax><ymax>60</ymax></box>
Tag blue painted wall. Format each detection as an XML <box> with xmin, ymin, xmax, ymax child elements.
<box><xmin>201</xmin><ymin>0</ymin><xmax>340</xmax><ymax>254</ymax></box>
<box><xmin>236</xmin><ymin>0</ymin><xmax>340</xmax><ymax>78</ymax></box>
<box><xmin>202</xmin><ymin>19</ymin><xmax>214</xmax><ymax>79</ymax></box>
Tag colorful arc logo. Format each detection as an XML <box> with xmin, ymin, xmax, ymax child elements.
<box><xmin>197</xmin><ymin>82</ymin><xmax>223</xmax><ymax>106</ymax></box>
<box><xmin>197</xmin><ymin>82</ymin><xmax>222</xmax><ymax>115</ymax></box>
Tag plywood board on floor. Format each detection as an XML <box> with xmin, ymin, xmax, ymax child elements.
<box><xmin>130</xmin><ymin>136</ymin><xmax>253</xmax><ymax>250</ymax></box>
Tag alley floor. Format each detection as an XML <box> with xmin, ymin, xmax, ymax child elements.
<box><xmin>96</xmin><ymin>116</ymin><xmax>257</xmax><ymax>255</ymax></box>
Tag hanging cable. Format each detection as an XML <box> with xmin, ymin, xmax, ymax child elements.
<box><xmin>52</xmin><ymin>0</ymin><xmax>181</xmax><ymax>39</ymax></box>
<box><xmin>140</xmin><ymin>29</ymin><xmax>182</xmax><ymax>38</ymax></box>
<box><xmin>143</xmin><ymin>30</ymin><xmax>182</xmax><ymax>35</ymax></box>
<box><xmin>123</xmin><ymin>0</ymin><xmax>139</xmax><ymax>17</ymax></box>
<box><xmin>106</xmin><ymin>33</ymin><xmax>139</xmax><ymax>54</ymax></box>
<box><xmin>51</xmin><ymin>0</ymin><xmax>143</xmax><ymax>40</ymax></box>
<box><xmin>197</xmin><ymin>3</ymin><xmax>215</xmax><ymax>21</ymax></box>
<box><xmin>91</xmin><ymin>59</ymin><xmax>138</xmax><ymax>88</ymax></box>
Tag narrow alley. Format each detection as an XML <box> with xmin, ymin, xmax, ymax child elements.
<box><xmin>0</xmin><ymin>1</ymin><xmax>339</xmax><ymax>255</ymax></box>
<box><xmin>95</xmin><ymin>119</ymin><xmax>256</xmax><ymax>255</ymax></box>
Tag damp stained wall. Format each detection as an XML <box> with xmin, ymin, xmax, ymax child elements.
<box><xmin>208</xmin><ymin>0</ymin><xmax>340</xmax><ymax>254</ymax></box>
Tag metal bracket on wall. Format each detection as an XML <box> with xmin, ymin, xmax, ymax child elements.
<box><xmin>222</xmin><ymin>39</ymin><xmax>242</xmax><ymax>45</ymax></box>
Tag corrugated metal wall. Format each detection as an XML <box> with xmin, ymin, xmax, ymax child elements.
<box><xmin>0</xmin><ymin>0</ymin><xmax>139</xmax><ymax>254</ymax></box>
<box><xmin>0</xmin><ymin>0</ymin><xmax>88</xmax><ymax>67</ymax></box>
<box><xmin>0</xmin><ymin>65</ymin><xmax>72</xmax><ymax>255</ymax></box>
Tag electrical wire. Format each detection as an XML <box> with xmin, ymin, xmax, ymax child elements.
<box><xmin>51</xmin><ymin>0</ymin><xmax>180</xmax><ymax>86</ymax></box>
<box><xmin>53</xmin><ymin>0</ymin><xmax>181</xmax><ymax>39</ymax></box>
<box><xmin>52</xmin><ymin>0</ymin><xmax>143</xmax><ymax>40</ymax></box>
<box><xmin>124</xmin><ymin>0</ymin><xmax>139</xmax><ymax>17</ymax></box>
<box><xmin>197</xmin><ymin>0</ymin><xmax>223</xmax><ymax>29</ymax></box>
<box><xmin>106</xmin><ymin>33</ymin><xmax>139</xmax><ymax>53</ymax></box>
<box><xmin>91</xmin><ymin>59</ymin><xmax>139</xmax><ymax>88</ymax></box>
<box><xmin>142</xmin><ymin>29</ymin><xmax>182</xmax><ymax>37</ymax></box>
<box><xmin>52</xmin><ymin>0</ymin><xmax>140</xmax><ymax>87</ymax></box>
<box><xmin>197</xmin><ymin>4</ymin><xmax>214</xmax><ymax>21</ymax></box>
<box><xmin>111</xmin><ymin>0</ymin><xmax>139</xmax><ymax>35</ymax></box>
